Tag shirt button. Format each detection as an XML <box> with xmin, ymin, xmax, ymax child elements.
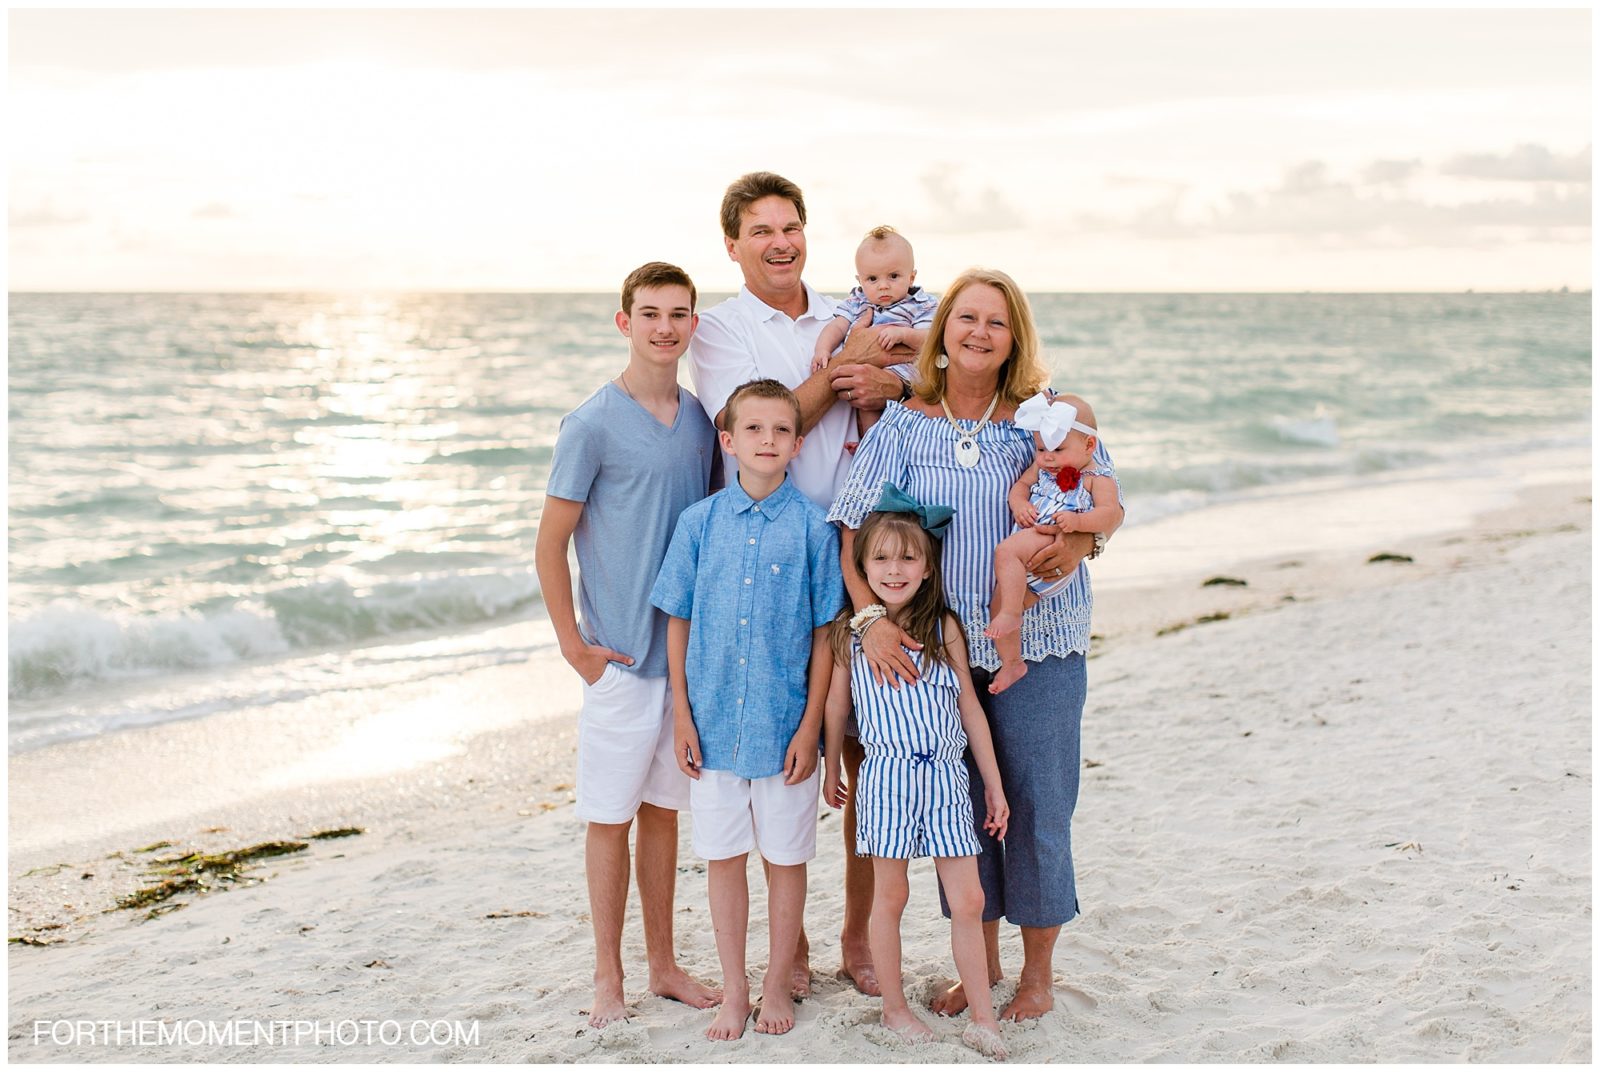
<box><xmin>744</xmin><ymin>578</ymin><xmax>752</xmax><ymax>584</ymax></box>
<box><xmin>739</xmin><ymin>658</ymin><xmax>746</xmax><ymax>665</ymax></box>
<box><xmin>740</xmin><ymin>618</ymin><xmax>747</xmax><ymax>625</ymax></box>
<box><xmin>748</xmin><ymin>538</ymin><xmax>756</xmax><ymax>545</ymax></box>
<box><xmin>753</xmin><ymin>505</ymin><xmax>761</xmax><ymax>512</ymax></box>
<box><xmin>737</xmin><ymin>697</ymin><xmax>743</xmax><ymax>704</ymax></box>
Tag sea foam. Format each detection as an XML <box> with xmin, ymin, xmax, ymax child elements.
<box><xmin>8</xmin><ymin>569</ymin><xmax>541</xmax><ymax>701</ymax></box>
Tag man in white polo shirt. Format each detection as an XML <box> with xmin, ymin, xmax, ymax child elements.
<box><xmin>687</xmin><ymin>171</ymin><xmax>913</xmax><ymax>1000</ymax></box>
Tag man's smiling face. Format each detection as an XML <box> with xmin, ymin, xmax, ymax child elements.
<box><xmin>725</xmin><ymin>195</ymin><xmax>807</xmax><ymax>303</ymax></box>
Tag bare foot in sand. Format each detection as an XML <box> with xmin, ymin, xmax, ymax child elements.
<box><xmin>650</xmin><ymin>966</ymin><xmax>722</xmax><ymax>1009</ymax></box>
<box><xmin>987</xmin><ymin>661</ymin><xmax>1028</xmax><ymax>694</ymax></box>
<box><xmin>929</xmin><ymin>970</ymin><xmax>1001</xmax><ymax>1017</ymax></box>
<box><xmin>755</xmin><ymin>986</ymin><xmax>796</xmax><ymax>1034</ymax></box>
<box><xmin>840</xmin><ymin>938</ymin><xmax>881</xmax><ymax>996</ymax></box>
<box><xmin>1000</xmin><ymin>981</ymin><xmax>1054</xmax><ymax>1022</ymax></box>
<box><xmin>930</xmin><ymin>978</ymin><xmax>969</xmax><ymax>1017</ymax></box>
<box><xmin>791</xmin><ymin>958</ymin><xmax>813</xmax><ymax>999</ymax></box>
<box><xmin>963</xmin><ymin>1022</ymin><xmax>1009</xmax><ymax>1060</ymax></box>
<box><xmin>983</xmin><ymin>611</ymin><xmax>1022</xmax><ymax>639</ymax></box>
<box><xmin>882</xmin><ymin>1007</ymin><xmax>934</xmax><ymax>1043</ymax></box>
<box><xmin>588</xmin><ymin>980</ymin><xmax>629</xmax><ymax>1028</ymax></box>
<box><xmin>705</xmin><ymin>995</ymin><xmax>751</xmax><ymax>1041</ymax></box>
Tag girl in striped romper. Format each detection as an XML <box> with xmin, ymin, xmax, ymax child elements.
<box><xmin>821</xmin><ymin>503</ymin><xmax>1011</xmax><ymax>1059</ymax></box>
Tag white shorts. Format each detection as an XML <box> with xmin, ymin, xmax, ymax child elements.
<box><xmin>690</xmin><ymin>767</ymin><xmax>820</xmax><ymax>865</ymax></box>
<box><xmin>574</xmin><ymin>666</ymin><xmax>689</xmax><ymax>824</ymax></box>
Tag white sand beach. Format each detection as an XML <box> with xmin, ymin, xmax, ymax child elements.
<box><xmin>7</xmin><ymin>469</ymin><xmax>1592</xmax><ymax>1063</ymax></box>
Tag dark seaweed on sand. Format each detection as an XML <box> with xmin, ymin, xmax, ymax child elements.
<box><xmin>114</xmin><ymin>840</ymin><xmax>310</xmax><ymax>917</ymax></box>
<box><xmin>304</xmin><ymin>827</ymin><xmax>365</xmax><ymax>840</ymax></box>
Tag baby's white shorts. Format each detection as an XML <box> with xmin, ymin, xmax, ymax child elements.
<box><xmin>690</xmin><ymin>767</ymin><xmax>820</xmax><ymax>865</ymax></box>
<box><xmin>574</xmin><ymin>666</ymin><xmax>689</xmax><ymax>824</ymax></box>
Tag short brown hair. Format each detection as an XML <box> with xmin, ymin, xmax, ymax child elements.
<box><xmin>620</xmin><ymin>261</ymin><xmax>696</xmax><ymax>316</ymax></box>
<box><xmin>719</xmin><ymin>172</ymin><xmax>806</xmax><ymax>241</ymax></box>
<box><xmin>913</xmin><ymin>268</ymin><xmax>1045</xmax><ymax>408</ymax></box>
<box><xmin>723</xmin><ymin>377</ymin><xmax>800</xmax><ymax>429</ymax></box>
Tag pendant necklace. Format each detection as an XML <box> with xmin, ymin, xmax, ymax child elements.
<box><xmin>939</xmin><ymin>393</ymin><xmax>1000</xmax><ymax>469</ymax></box>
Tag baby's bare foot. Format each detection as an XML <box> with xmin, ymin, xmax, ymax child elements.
<box><xmin>988</xmin><ymin>662</ymin><xmax>1028</xmax><ymax>695</ymax></box>
<box><xmin>705</xmin><ymin>996</ymin><xmax>751</xmax><ymax>1041</ymax></box>
<box><xmin>650</xmin><ymin>966</ymin><xmax>721</xmax><ymax>1009</ymax></box>
<box><xmin>963</xmin><ymin>1022</ymin><xmax>1009</xmax><ymax>1060</ymax></box>
<box><xmin>755</xmin><ymin>987</ymin><xmax>796</xmax><ymax>1035</ymax></box>
<box><xmin>882</xmin><ymin>1006</ymin><xmax>934</xmax><ymax>1042</ymax></box>
<box><xmin>983</xmin><ymin>611</ymin><xmax>1023</xmax><ymax>639</ymax></box>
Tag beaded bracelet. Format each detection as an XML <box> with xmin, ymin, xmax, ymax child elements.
<box><xmin>848</xmin><ymin>603</ymin><xmax>888</xmax><ymax>637</ymax></box>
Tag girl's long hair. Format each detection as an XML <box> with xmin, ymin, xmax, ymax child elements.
<box><xmin>830</xmin><ymin>511</ymin><xmax>959</xmax><ymax>667</ymax></box>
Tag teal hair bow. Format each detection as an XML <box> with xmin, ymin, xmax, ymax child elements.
<box><xmin>873</xmin><ymin>482</ymin><xmax>955</xmax><ymax>539</ymax></box>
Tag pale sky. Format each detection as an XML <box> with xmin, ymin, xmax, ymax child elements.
<box><xmin>8</xmin><ymin>8</ymin><xmax>1592</xmax><ymax>292</ymax></box>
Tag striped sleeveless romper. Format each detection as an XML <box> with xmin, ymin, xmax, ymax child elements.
<box><xmin>850</xmin><ymin>635</ymin><xmax>983</xmax><ymax>859</ymax></box>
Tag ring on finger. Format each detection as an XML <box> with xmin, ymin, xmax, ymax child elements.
<box><xmin>846</xmin><ymin>389</ymin><xmax>853</xmax><ymax>399</ymax></box>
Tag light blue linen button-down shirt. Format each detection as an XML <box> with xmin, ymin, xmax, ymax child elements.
<box><xmin>650</xmin><ymin>476</ymin><xmax>844</xmax><ymax>780</ymax></box>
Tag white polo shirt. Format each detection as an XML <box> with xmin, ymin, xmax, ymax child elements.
<box><xmin>687</xmin><ymin>283</ymin><xmax>856</xmax><ymax>510</ymax></box>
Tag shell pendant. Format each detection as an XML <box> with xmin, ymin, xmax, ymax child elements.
<box><xmin>954</xmin><ymin>436</ymin><xmax>981</xmax><ymax>468</ymax></box>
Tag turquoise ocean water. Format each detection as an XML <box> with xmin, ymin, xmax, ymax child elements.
<box><xmin>7</xmin><ymin>292</ymin><xmax>1591</xmax><ymax>751</ymax></box>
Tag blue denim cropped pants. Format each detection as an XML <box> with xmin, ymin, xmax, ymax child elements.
<box><xmin>942</xmin><ymin>652</ymin><xmax>1085</xmax><ymax>928</ymax></box>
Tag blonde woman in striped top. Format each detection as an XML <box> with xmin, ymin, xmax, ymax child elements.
<box><xmin>828</xmin><ymin>269</ymin><xmax>1122</xmax><ymax>1024</ymax></box>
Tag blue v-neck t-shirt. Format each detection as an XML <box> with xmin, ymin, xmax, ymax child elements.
<box><xmin>545</xmin><ymin>382</ymin><xmax>719</xmax><ymax>678</ymax></box>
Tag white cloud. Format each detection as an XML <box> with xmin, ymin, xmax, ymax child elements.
<box><xmin>11</xmin><ymin>201</ymin><xmax>89</xmax><ymax>228</ymax></box>
<box><xmin>1442</xmin><ymin>144</ymin><xmax>1591</xmax><ymax>184</ymax></box>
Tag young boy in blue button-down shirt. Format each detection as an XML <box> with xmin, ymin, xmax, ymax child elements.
<box><xmin>650</xmin><ymin>378</ymin><xmax>844</xmax><ymax>1042</ymax></box>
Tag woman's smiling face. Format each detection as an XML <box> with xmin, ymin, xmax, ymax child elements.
<box><xmin>941</xmin><ymin>282</ymin><xmax>1014</xmax><ymax>377</ymax></box>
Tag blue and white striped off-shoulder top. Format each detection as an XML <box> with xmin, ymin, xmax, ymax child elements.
<box><xmin>827</xmin><ymin>401</ymin><xmax>1119</xmax><ymax>671</ymax></box>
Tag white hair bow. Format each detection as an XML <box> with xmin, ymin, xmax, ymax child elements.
<box><xmin>1013</xmin><ymin>391</ymin><xmax>1094</xmax><ymax>450</ymax></box>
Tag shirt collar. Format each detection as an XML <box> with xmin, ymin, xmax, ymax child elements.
<box><xmin>724</xmin><ymin>474</ymin><xmax>798</xmax><ymax>519</ymax></box>
<box><xmin>737</xmin><ymin>283</ymin><xmax>834</xmax><ymax>324</ymax></box>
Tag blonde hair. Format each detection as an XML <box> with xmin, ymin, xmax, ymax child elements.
<box><xmin>858</xmin><ymin>225</ymin><xmax>913</xmax><ymax>261</ymax></box>
<box><xmin>912</xmin><ymin>268</ymin><xmax>1045</xmax><ymax>407</ymax></box>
